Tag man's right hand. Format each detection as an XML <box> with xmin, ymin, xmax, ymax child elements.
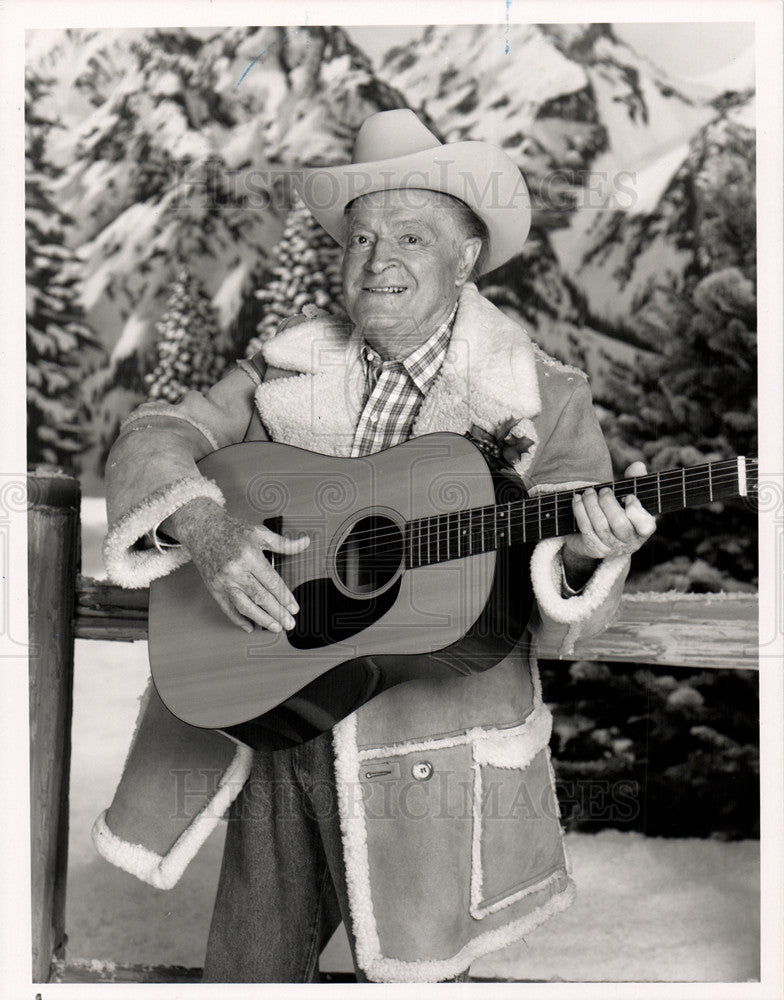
<box><xmin>161</xmin><ymin>497</ymin><xmax>310</xmax><ymax>633</ymax></box>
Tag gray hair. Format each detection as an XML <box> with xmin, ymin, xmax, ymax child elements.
<box><xmin>444</xmin><ymin>195</ymin><xmax>489</xmax><ymax>278</ymax></box>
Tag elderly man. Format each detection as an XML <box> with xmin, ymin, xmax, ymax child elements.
<box><xmin>96</xmin><ymin>110</ymin><xmax>655</xmax><ymax>983</ymax></box>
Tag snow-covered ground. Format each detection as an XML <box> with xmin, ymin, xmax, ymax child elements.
<box><xmin>66</xmin><ymin>503</ymin><xmax>759</xmax><ymax>980</ymax></box>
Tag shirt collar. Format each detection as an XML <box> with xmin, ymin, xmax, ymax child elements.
<box><xmin>361</xmin><ymin>302</ymin><xmax>457</xmax><ymax>394</ymax></box>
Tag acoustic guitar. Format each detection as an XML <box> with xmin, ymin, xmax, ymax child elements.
<box><xmin>148</xmin><ymin>433</ymin><xmax>756</xmax><ymax>749</ymax></box>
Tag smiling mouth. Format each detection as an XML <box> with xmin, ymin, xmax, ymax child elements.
<box><xmin>362</xmin><ymin>286</ymin><xmax>407</xmax><ymax>294</ymax></box>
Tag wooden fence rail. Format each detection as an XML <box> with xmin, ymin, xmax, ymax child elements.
<box><xmin>73</xmin><ymin>574</ymin><xmax>759</xmax><ymax>669</ymax></box>
<box><xmin>27</xmin><ymin>468</ymin><xmax>760</xmax><ymax>984</ymax></box>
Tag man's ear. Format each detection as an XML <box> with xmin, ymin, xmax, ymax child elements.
<box><xmin>455</xmin><ymin>237</ymin><xmax>482</xmax><ymax>284</ymax></box>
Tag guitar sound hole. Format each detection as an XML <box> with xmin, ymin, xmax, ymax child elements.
<box><xmin>334</xmin><ymin>514</ymin><xmax>404</xmax><ymax>597</ymax></box>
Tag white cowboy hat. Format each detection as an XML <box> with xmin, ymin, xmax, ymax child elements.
<box><xmin>294</xmin><ymin>109</ymin><xmax>531</xmax><ymax>274</ymax></box>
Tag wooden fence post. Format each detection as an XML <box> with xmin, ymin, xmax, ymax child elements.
<box><xmin>28</xmin><ymin>468</ymin><xmax>80</xmax><ymax>983</ymax></box>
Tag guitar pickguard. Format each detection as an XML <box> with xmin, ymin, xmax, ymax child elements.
<box><xmin>288</xmin><ymin>576</ymin><xmax>402</xmax><ymax>648</ymax></box>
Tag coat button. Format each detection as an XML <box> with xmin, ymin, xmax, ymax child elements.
<box><xmin>411</xmin><ymin>761</ymin><xmax>433</xmax><ymax>781</ymax></box>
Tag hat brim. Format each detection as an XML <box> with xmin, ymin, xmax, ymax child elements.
<box><xmin>294</xmin><ymin>142</ymin><xmax>531</xmax><ymax>275</ymax></box>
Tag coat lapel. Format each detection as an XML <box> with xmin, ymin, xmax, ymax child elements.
<box><xmin>255</xmin><ymin>317</ymin><xmax>364</xmax><ymax>456</ymax></box>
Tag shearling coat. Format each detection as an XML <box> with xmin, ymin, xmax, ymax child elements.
<box><xmin>95</xmin><ymin>284</ymin><xmax>630</xmax><ymax>982</ymax></box>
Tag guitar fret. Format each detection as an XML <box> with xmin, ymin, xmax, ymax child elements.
<box><xmin>708</xmin><ymin>463</ymin><xmax>713</xmax><ymax>501</ymax></box>
<box><xmin>436</xmin><ymin>513</ymin><xmax>441</xmax><ymax>563</ymax></box>
<box><xmin>682</xmin><ymin>467</ymin><xmax>686</xmax><ymax>508</ymax></box>
<box><xmin>656</xmin><ymin>473</ymin><xmax>662</xmax><ymax>513</ymax></box>
<box><xmin>537</xmin><ymin>496</ymin><xmax>542</xmax><ymax>539</ymax></box>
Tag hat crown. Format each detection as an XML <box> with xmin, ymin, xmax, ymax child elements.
<box><xmin>352</xmin><ymin>109</ymin><xmax>441</xmax><ymax>164</ymax></box>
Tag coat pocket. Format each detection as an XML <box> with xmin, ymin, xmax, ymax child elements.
<box><xmin>469</xmin><ymin>704</ymin><xmax>567</xmax><ymax>919</ymax></box>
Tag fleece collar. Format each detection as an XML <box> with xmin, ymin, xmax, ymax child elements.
<box><xmin>256</xmin><ymin>284</ymin><xmax>542</xmax><ymax>466</ymax></box>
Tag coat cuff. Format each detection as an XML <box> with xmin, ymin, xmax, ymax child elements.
<box><xmin>530</xmin><ymin>536</ymin><xmax>629</xmax><ymax>656</ymax></box>
<box><xmin>103</xmin><ymin>475</ymin><xmax>225</xmax><ymax>588</ymax></box>
<box><xmin>90</xmin><ymin>743</ymin><xmax>253</xmax><ymax>890</ymax></box>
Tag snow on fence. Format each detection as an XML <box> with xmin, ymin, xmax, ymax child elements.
<box><xmin>27</xmin><ymin>468</ymin><xmax>759</xmax><ymax>985</ymax></box>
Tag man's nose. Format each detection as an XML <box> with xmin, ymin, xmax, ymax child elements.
<box><xmin>366</xmin><ymin>238</ymin><xmax>399</xmax><ymax>272</ymax></box>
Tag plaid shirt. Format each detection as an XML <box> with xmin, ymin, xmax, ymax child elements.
<box><xmin>350</xmin><ymin>306</ymin><xmax>456</xmax><ymax>457</ymax></box>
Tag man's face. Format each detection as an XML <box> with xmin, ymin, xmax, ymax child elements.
<box><xmin>341</xmin><ymin>189</ymin><xmax>477</xmax><ymax>356</ymax></box>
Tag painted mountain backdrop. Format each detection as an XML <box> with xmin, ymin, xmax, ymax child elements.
<box><xmin>26</xmin><ymin>23</ymin><xmax>757</xmax><ymax>588</ymax></box>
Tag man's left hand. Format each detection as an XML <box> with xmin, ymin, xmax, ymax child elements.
<box><xmin>562</xmin><ymin>461</ymin><xmax>657</xmax><ymax>587</ymax></box>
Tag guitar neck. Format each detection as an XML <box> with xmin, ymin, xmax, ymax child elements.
<box><xmin>405</xmin><ymin>456</ymin><xmax>757</xmax><ymax>569</ymax></box>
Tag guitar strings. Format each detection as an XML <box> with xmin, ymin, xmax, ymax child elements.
<box><xmin>278</xmin><ymin>468</ymin><xmax>747</xmax><ymax>558</ymax></box>
<box><xmin>269</xmin><ymin>466</ymin><xmax>749</xmax><ymax>565</ymax></box>
<box><xmin>286</xmin><ymin>468</ymin><xmax>747</xmax><ymax>561</ymax></box>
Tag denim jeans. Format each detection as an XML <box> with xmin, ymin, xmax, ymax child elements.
<box><xmin>202</xmin><ymin>729</ymin><xmax>472</xmax><ymax>983</ymax></box>
<box><xmin>202</xmin><ymin>729</ymin><xmax>362</xmax><ymax>982</ymax></box>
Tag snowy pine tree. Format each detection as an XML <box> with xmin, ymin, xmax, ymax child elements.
<box><xmin>245</xmin><ymin>196</ymin><xmax>345</xmax><ymax>355</ymax></box>
<box><xmin>601</xmin><ymin>125</ymin><xmax>758</xmax><ymax>587</ymax></box>
<box><xmin>26</xmin><ymin>67</ymin><xmax>102</xmax><ymax>467</ymax></box>
<box><xmin>145</xmin><ymin>267</ymin><xmax>225</xmax><ymax>402</ymax></box>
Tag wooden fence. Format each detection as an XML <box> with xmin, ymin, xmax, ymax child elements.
<box><xmin>27</xmin><ymin>468</ymin><xmax>759</xmax><ymax>984</ymax></box>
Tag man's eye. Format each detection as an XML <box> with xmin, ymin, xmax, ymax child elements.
<box><xmin>349</xmin><ymin>234</ymin><xmax>370</xmax><ymax>247</ymax></box>
<box><xmin>403</xmin><ymin>235</ymin><xmax>419</xmax><ymax>245</ymax></box>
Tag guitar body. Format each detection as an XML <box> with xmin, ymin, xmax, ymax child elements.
<box><xmin>148</xmin><ymin>433</ymin><xmax>532</xmax><ymax>748</ymax></box>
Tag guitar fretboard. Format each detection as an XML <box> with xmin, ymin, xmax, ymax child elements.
<box><xmin>404</xmin><ymin>457</ymin><xmax>756</xmax><ymax>569</ymax></box>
